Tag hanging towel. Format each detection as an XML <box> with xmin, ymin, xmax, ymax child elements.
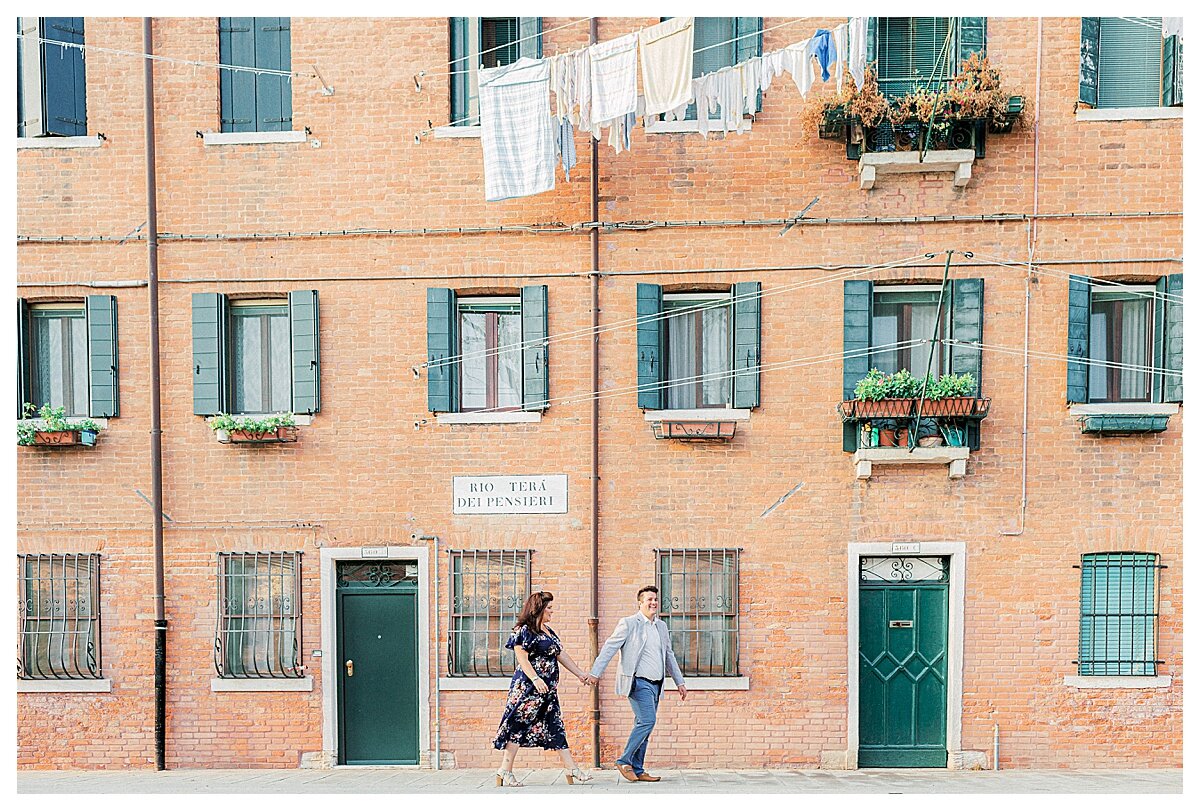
<box><xmin>478</xmin><ymin>57</ymin><xmax>555</xmax><ymax>202</ymax></box>
<box><xmin>573</xmin><ymin>47</ymin><xmax>593</xmax><ymax>133</ymax></box>
<box><xmin>639</xmin><ymin>17</ymin><xmax>695</xmax><ymax>116</ymax></box>
<box><xmin>783</xmin><ymin>39</ymin><xmax>815</xmax><ymax>98</ymax></box>
<box><xmin>1163</xmin><ymin>18</ymin><xmax>1183</xmax><ymax>39</ymax></box>
<box><xmin>589</xmin><ymin>32</ymin><xmax>639</xmax><ymax>127</ymax></box>
<box><xmin>761</xmin><ymin>48</ymin><xmax>788</xmax><ymax>93</ymax></box>
<box><xmin>741</xmin><ymin>56</ymin><xmax>762</xmax><ymax>114</ymax></box>
<box><xmin>810</xmin><ymin>29</ymin><xmax>837</xmax><ymax>82</ymax></box>
<box><xmin>693</xmin><ymin>64</ymin><xmax>752</xmax><ymax>138</ymax></box>
<box><xmin>848</xmin><ymin>17</ymin><xmax>868</xmax><ymax>90</ymax></box>
<box><xmin>554</xmin><ymin>117</ymin><xmax>577</xmax><ymax>180</ymax></box>
<box><xmin>832</xmin><ymin>24</ymin><xmax>847</xmax><ymax>92</ymax></box>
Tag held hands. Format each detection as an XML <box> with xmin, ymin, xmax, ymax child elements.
<box><xmin>578</xmin><ymin>673</ymin><xmax>598</xmax><ymax>686</ymax></box>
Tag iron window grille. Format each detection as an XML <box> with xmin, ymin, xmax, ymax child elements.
<box><xmin>448</xmin><ymin>549</ymin><xmax>532</xmax><ymax>677</ymax></box>
<box><xmin>18</xmin><ymin>553</ymin><xmax>101</xmax><ymax>680</ymax></box>
<box><xmin>215</xmin><ymin>552</ymin><xmax>304</xmax><ymax>678</ymax></box>
<box><xmin>1076</xmin><ymin>552</ymin><xmax>1164</xmax><ymax>676</ymax></box>
<box><xmin>656</xmin><ymin>548</ymin><xmax>741</xmax><ymax>677</ymax></box>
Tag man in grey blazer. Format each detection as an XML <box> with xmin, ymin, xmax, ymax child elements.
<box><xmin>587</xmin><ymin>585</ymin><xmax>687</xmax><ymax>782</ymax></box>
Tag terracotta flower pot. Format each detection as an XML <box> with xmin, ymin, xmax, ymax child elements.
<box><xmin>920</xmin><ymin>397</ymin><xmax>976</xmax><ymax>417</ymax></box>
<box><xmin>226</xmin><ymin>425</ymin><xmax>298</xmax><ymax>443</ymax></box>
<box><xmin>34</xmin><ymin>430</ymin><xmax>80</xmax><ymax>445</ymax></box>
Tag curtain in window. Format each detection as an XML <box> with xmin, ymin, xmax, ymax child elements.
<box><xmin>460</xmin><ymin>313</ymin><xmax>488</xmax><ymax>410</ymax></box>
<box><xmin>909</xmin><ymin>301</ymin><xmax>939</xmax><ymax>376</ymax></box>
<box><xmin>1089</xmin><ymin>310</ymin><xmax>1109</xmax><ymax>401</ymax></box>
<box><xmin>496</xmin><ymin>314</ymin><xmax>522</xmax><ymax>408</ymax></box>
<box><xmin>667</xmin><ymin>310</ymin><xmax>698</xmax><ymax>408</ymax></box>
<box><xmin>1119</xmin><ymin>298</ymin><xmax>1148</xmax><ymax>400</ymax></box>
<box><xmin>32</xmin><ymin>312</ymin><xmax>88</xmax><ymax>416</ymax></box>
<box><xmin>231</xmin><ymin>308</ymin><xmax>290</xmax><ymax>413</ymax></box>
<box><xmin>701</xmin><ymin>306</ymin><xmax>730</xmax><ymax>406</ymax></box>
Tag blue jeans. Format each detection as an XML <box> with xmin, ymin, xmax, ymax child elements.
<box><xmin>617</xmin><ymin>677</ymin><xmax>661</xmax><ymax>775</ymax></box>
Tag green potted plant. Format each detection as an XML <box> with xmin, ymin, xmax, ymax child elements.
<box><xmin>210</xmin><ymin>412</ymin><xmax>298</xmax><ymax>444</ymax></box>
<box><xmin>17</xmin><ymin>403</ymin><xmax>101</xmax><ymax>447</ymax></box>
<box><xmin>845</xmin><ymin>368</ymin><xmax>920</xmax><ymax>418</ymax></box>
<box><xmin>919</xmin><ymin>373</ymin><xmax>979</xmax><ymax>416</ymax></box>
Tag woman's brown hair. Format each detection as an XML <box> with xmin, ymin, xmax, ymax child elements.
<box><xmin>515</xmin><ymin>591</ymin><xmax>554</xmax><ymax>634</ymax></box>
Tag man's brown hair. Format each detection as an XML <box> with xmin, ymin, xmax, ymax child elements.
<box><xmin>636</xmin><ymin>585</ymin><xmax>659</xmax><ymax>601</ymax></box>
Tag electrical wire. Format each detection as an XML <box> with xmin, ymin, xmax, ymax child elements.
<box><xmin>951</xmin><ymin>338</ymin><xmax>1182</xmax><ymax>378</ymax></box>
<box><xmin>973</xmin><ymin>252</ymin><xmax>1183</xmax><ymax>304</ymax></box>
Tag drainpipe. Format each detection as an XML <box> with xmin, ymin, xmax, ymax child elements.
<box><xmin>416</xmin><ymin>534</ymin><xmax>442</xmax><ymax>770</ymax></box>
<box><xmin>142</xmin><ymin>16</ymin><xmax>168</xmax><ymax>772</ymax></box>
<box><xmin>587</xmin><ymin>15</ymin><xmax>602</xmax><ymax>772</ymax></box>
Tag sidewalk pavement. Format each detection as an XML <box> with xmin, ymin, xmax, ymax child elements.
<box><xmin>17</xmin><ymin>767</ymin><xmax>1183</xmax><ymax>794</ymax></box>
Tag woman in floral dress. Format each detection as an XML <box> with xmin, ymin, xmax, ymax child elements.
<box><xmin>493</xmin><ymin>591</ymin><xmax>593</xmax><ymax>787</ymax></box>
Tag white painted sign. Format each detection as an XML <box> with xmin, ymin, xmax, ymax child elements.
<box><xmin>360</xmin><ymin>546</ymin><xmax>388</xmax><ymax>558</ymax></box>
<box><xmin>891</xmin><ymin>542</ymin><xmax>921</xmax><ymax>555</ymax></box>
<box><xmin>453</xmin><ymin>475</ymin><xmax>568</xmax><ymax>515</ymax></box>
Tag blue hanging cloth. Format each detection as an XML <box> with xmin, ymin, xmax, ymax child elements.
<box><xmin>811</xmin><ymin>28</ymin><xmax>837</xmax><ymax>82</ymax></box>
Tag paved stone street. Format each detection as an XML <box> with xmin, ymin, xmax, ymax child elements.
<box><xmin>17</xmin><ymin>768</ymin><xmax>1183</xmax><ymax>794</ymax></box>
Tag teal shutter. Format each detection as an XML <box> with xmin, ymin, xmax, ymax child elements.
<box><xmin>1162</xmin><ymin>274</ymin><xmax>1183</xmax><ymax>403</ymax></box>
<box><xmin>636</xmin><ymin>284</ymin><xmax>664</xmax><ymax>410</ymax></box>
<box><xmin>518</xmin><ymin>18</ymin><xmax>542</xmax><ymax>59</ymax></box>
<box><xmin>949</xmin><ymin>279</ymin><xmax>983</xmax><ymax>396</ymax></box>
<box><xmin>1079</xmin><ymin>18</ymin><xmax>1100</xmax><ymax>107</ymax></box>
<box><xmin>288</xmin><ymin>290</ymin><xmax>320</xmax><ymax>415</ymax></box>
<box><xmin>877</xmin><ymin>17</ymin><xmax>953</xmax><ymax>95</ymax></box>
<box><xmin>735</xmin><ymin>18</ymin><xmax>763</xmax><ymax>64</ymax></box>
<box><xmin>1151</xmin><ymin>277</ymin><xmax>1167</xmax><ymax>403</ymax></box>
<box><xmin>731</xmin><ymin>281</ymin><xmax>761</xmax><ymax>409</ymax></box>
<box><xmin>85</xmin><ymin>295</ymin><xmax>119</xmax><ymax>418</ymax></box>
<box><xmin>253</xmin><ymin>18</ymin><xmax>292</xmax><ymax>132</ymax></box>
<box><xmin>426</xmin><ymin>288</ymin><xmax>458</xmax><ymax>413</ymax></box>
<box><xmin>843</xmin><ymin>280</ymin><xmax>873</xmax><ymax>452</ymax></box>
<box><xmin>17</xmin><ymin>20</ymin><xmax>25</xmax><ymax>137</ymax></box>
<box><xmin>1097</xmin><ymin>17</ymin><xmax>1162</xmax><ymax>109</ymax></box>
<box><xmin>18</xmin><ymin>298</ymin><xmax>31</xmax><ymax>416</ymax></box>
<box><xmin>192</xmin><ymin>293</ymin><xmax>228</xmax><ymax>416</ymax></box>
<box><xmin>521</xmin><ymin>285</ymin><xmax>549</xmax><ymax>411</ymax></box>
<box><xmin>1079</xmin><ymin>553</ymin><xmax>1158</xmax><ymax>676</ymax></box>
<box><xmin>1066</xmin><ymin>275</ymin><xmax>1091</xmax><ymax>403</ymax></box>
<box><xmin>866</xmin><ymin>18</ymin><xmax>876</xmax><ymax>66</ymax></box>
<box><xmin>219</xmin><ymin>18</ymin><xmax>257</xmax><ymax>132</ymax></box>
<box><xmin>41</xmin><ymin>17</ymin><xmax>86</xmax><ymax>136</ymax></box>
<box><xmin>957</xmin><ymin>17</ymin><xmax>986</xmax><ymax>63</ymax></box>
<box><xmin>1162</xmin><ymin>35</ymin><xmax>1182</xmax><ymax>107</ymax></box>
<box><xmin>449</xmin><ymin>18</ymin><xmax>470</xmax><ymax>125</ymax></box>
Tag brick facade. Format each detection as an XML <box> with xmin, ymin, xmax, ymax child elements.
<box><xmin>17</xmin><ymin>17</ymin><xmax>1181</xmax><ymax>770</ymax></box>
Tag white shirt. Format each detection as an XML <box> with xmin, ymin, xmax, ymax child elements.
<box><xmin>633</xmin><ymin>611</ymin><xmax>664</xmax><ymax>681</ymax></box>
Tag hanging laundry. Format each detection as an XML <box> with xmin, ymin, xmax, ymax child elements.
<box><xmin>741</xmin><ymin>55</ymin><xmax>762</xmax><ymax>114</ymax></box>
<box><xmin>760</xmin><ymin>47</ymin><xmax>788</xmax><ymax>94</ymax></box>
<box><xmin>554</xmin><ymin>117</ymin><xmax>577</xmax><ymax>180</ymax></box>
<box><xmin>810</xmin><ymin>28</ymin><xmax>837</xmax><ymax>82</ymax></box>
<box><xmin>1163</xmin><ymin>18</ymin><xmax>1183</xmax><ymax>39</ymax></box>
<box><xmin>848</xmin><ymin>17</ymin><xmax>867</xmax><ymax>90</ymax></box>
<box><xmin>589</xmin><ymin>32</ymin><xmax>639</xmax><ymax>129</ymax></box>
<box><xmin>478</xmin><ymin>57</ymin><xmax>555</xmax><ymax>202</ymax></box>
<box><xmin>783</xmin><ymin>38</ymin><xmax>815</xmax><ymax>98</ymax></box>
<box><xmin>639</xmin><ymin>17</ymin><xmax>695</xmax><ymax>117</ymax></box>
<box><xmin>693</xmin><ymin>63</ymin><xmax>753</xmax><ymax>138</ymax></box>
<box><xmin>832</xmin><ymin>24</ymin><xmax>847</xmax><ymax>92</ymax></box>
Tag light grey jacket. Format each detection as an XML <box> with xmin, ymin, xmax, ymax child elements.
<box><xmin>590</xmin><ymin>612</ymin><xmax>685</xmax><ymax>697</ymax></box>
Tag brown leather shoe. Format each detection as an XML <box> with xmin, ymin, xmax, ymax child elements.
<box><xmin>616</xmin><ymin>763</ymin><xmax>639</xmax><ymax>783</ymax></box>
<box><xmin>637</xmin><ymin>772</ymin><xmax>661</xmax><ymax>782</ymax></box>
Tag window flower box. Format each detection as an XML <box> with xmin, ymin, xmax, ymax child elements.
<box><xmin>210</xmin><ymin>413</ymin><xmax>298</xmax><ymax>445</ymax></box>
<box><xmin>17</xmin><ymin>404</ymin><xmax>102</xmax><ymax>448</ymax></box>
<box><xmin>32</xmin><ymin>429</ymin><xmax>97</xmax><ymax>446</ymax></box>
<box><xmin>840</xmin><ymin>370</ymin><xmax>990</xmax><ymax>456</ymax></box>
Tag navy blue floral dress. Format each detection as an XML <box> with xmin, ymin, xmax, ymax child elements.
<box><xmin>492</xmin><ymin>624</ymin><xmax>569</xmax><ymax>751</ymax></box>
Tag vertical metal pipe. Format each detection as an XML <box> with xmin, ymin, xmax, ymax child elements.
<box><xmin>587</xmin><ymin>15</ymin><xmax>602</xmax><ymax>771</ymax></box>
<box><xmin>142</xmin><ymin>17</ymin><xmax>167</xmax><ymax>772</ymax></box>
<box><xmin>992</xmin><ymin>723</ymin><xmax>999</xmax><ymax>770</ymax></box>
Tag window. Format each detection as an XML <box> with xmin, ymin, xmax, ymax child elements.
<box><xmin>216</xmin><ymin>552</ymin><xmax>303</xmax><ymax>678</ymax></box>
<box><xmin>869</xmin><ymin>287</ymin><xmax>948</xmax><ymax>377</ymax></box>
<box><xmin>218</xmin><ymin>17</ymin><xmax>292</xmax><ymax>133</ymax></box>
<box><xmin>448</xmin><ymin>550</ymin><xmax>531</xmax><ymax>677</ymax></box>
<box><xmin>18</xmin><ymin>296</ymin><xmax>120</xmax><ymax>419</ymax></box>
<box><xmin>868</xmin><ymin>18</ymin><xmax>986</xmax><ymax>98</ymax></box>
<box><xmin>459</xmin><ymin>298</ymin><xmax>522</xmax><ymax>411</ymax></box>
<box><xmin>1088</xmin><ymin>288</ymin><xmax>1154</xmax><ymax>403</ymax></box>
<box><xmin>657</xmin><ymin>548</ymin><xmax>740</xmax><ymax>677</ymax></box>
<box><xmin>1081</xmin><ymin>18</ymin><xmax>1183</xmax><ymax>110</ymax></box>
<box><xmin>449</xmin><ymin>17</ymin><xmax>541</xmax><ymax>126</ymax></box>
<box><xmin>665</xmin><ymin>17</ymin><xmax>762</xmax><ymax>120</ymax></box>
<box><xmin>19</xmin><ymin>554</ymin><xmax>101</xmax><ymax>679</ymax></box>
<box><xmin>1078</xmin><ymin>552</ymin><xmax>1162</xmax><ymax>676</ymax></box>
<box><xmin>17</xmin><ymin>17</ymin><xmax>86</xmax><ymax>137</ymax></box>
<box><xmin>664</xmin><ymin>293</ymin><xmax>732</xmax><ymax>409</ymax></box>
<box><xmin>190</xmin><ymin>291</ymin><xmax>320</xmax><ymax>417</ymax></box>
<box><xmin>425</xmin><ymin>286</ymin><xmax>548</xmax><ymax>413</ymax></box>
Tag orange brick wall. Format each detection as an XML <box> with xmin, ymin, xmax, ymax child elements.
<box><xmin>17</xmin><ymin>17</ymin><xmax>1181</xmax><ymax>770</ymax></box>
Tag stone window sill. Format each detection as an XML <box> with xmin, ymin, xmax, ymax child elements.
<box><xmin>853</xmin><ymin>446</ymin><xmax>970</xmax><ymax>480</ymax></box>
<box><xmin>1076</xmin><ymin>107</ymin><xmax>1182</xmax><ymax>122</ymax></box>
<box><xmin>1069</xmin><ymin>403</ymin><xmax>1179</xmax><ymax>416</ymax></box>
<box><xmin>665</xmin><ymin>676</ymin><xmax>748</xmax><ymax>690</ymax></box>
<box><xmin>645</xmin><ymin>119</ymin><xmax>753</xmax><ymax>135</ymax></box>
<box><xmin>17</xmin><ymin>135</ymin><xmax>105</xmax><ymax>149</ymax></box>
<box><xmin>1063</xmin><ymin>675</ymin><xmax>1171</xmax><ymax>689</ymax></box>
<box><xmin>19</xmin><ymin>679</ymin><xmax>112</xmax><ymax>693</ymax></box>
<box><xmin>201</xmin><ymin>130</ymin><xmax>308</xmax><ymax>146</ymax></box>
<box><xmin>437</xmin><ymin>411</ymin><xmax>541</xmax><ymax>425</ymax></box>
<box><xmin>211</xmin><ymin>677</ymin><xmax>313</xmax><ymax>692</ymax></box>
<box><xmin>643</xmin><ymin>408</ymin><xmax>750</xmax><ymax>422</ymax></box>
<box><xmin>858</xmin><ymin>149</ymin><xmax>975</xmax><ymax>190</ymax></box>
<box><xmin>434</xmin><ymin>125</ymin><xmax>481</xmax><ymax>139</ymax></box>
<box><xmin>438</xmin><ymin>677</ymin><xmax>512</xmax><ymax>690</ymax></box>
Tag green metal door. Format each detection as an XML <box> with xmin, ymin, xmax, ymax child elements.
<box><xmin>336</xmin><ymin>562</ymin><xmax>420</xmax><ymax>765</ymax></box>
<box><xmin>858</xmin><ymin>556</ymin><xmax>949</xmax><ymax>768</ymax></box>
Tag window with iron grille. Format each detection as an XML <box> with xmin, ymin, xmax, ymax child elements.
<box><xmin>18</xmin><ymin>554</ymin><xmax>101</xmax><ymax>679</ymax></box>
<box><xmin>656</xmin><ymin>548</ymin><xmax>740</xmax><ymax>677</ymax></box>
<box><xmin>448</xmin><ymin>550</ymin><xmax>531</xmax><ymax>676</ymax></box>
<box><xmin>215</xmin><ymin>552</ymin><xmax>304</xmax><ymax>678</ymax></box>
<box><xmin>1077</xmin><ymin>552</ymin><xmax>1163</xmax><ymax>676</ymax></box>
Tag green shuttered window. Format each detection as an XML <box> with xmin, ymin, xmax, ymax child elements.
<box><xmin>449</xmin><ymin>17</ymin><xmax>541</xmax><ymax>126</ymax></box>
<box><xmin>870</xmin><ymin>18</ymin><xmax>985</xmax><ymax>98</ymax></box>
<box><xmin>675</xmin><ymin>17</ymin><xmax>762</xmax><ymax>120</ymax></box>
<box><xmin>17</xmin><ymin>296</ymin><xmax>119</xmax><ymax>419</ymax></box>
<box><xmin>1081</xmin><ymin>18</ymin><xmax>1181</xmax><ymax>109</ymax></box>
<box><xmin>1078</xmin><ymin>553</ymin><xmax>1161</xmax><ymax>676</ymax></box>
<box><xmin>17</xmin><ymin>17</ymin><xmax>87</xmax><ymax>137</ymax></box>
<box><xmin>219</xmin><ymin>17</ymin><xmax>293</xmax><ymax>133</ymax></box>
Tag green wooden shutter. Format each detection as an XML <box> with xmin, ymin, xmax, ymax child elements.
<box><xmin>957</xmin><ymin>17</ymin><xmax>986</xmax><ymax>64</ymax></box>
<box><xmin>1066</xmin><ymin>275</ymin><xmax>1091</xmax><ymax>404</ymax></box>
<box><xmin>289</xmin><ymin>289</ymin><xmax>320</xmax><ymax>415</ymax></box>
<box><xmin>1097</xmin><ymin>17</ymin><xmax>1162</xmax><ymax>109</ymax></box>
<box><xmin>518</xmin><ymin>18</ymin><xmax>542</xmax><ymax>59</ymax></box>
<box><xmin>85</xmin><ymin>295</ymin><xmax>119</xmax><ymax>418</ymax></box>
<box><xmin>1162</xmin><ymin>35</ymin><xmax>1182</xmax><ymax>107</ymax></box>
<box><xmin>637</xmin><ymin>284</ymin><xmax>664</xmax><ymax>410</ymax></box>
<box><xmin>1162</xmin><ymin>273</ymin><xmax>1183</xmax><ymax>403</ymax></box>
<box><xmin>192</xmin><ymin>293</ymin><xmax>228</xmax><ymax>416</ymax></box>
<box><xmin>18</xmin><ymin>298</ymin><xmax>31</xmax><ymax>417</ymax></box>
<box><xmin>17</xmin><ymin>19</ymin><xmax>27</xmax><ymax>137</ymax></box>
<box><xmin>253</xmin><ymin>18</ymin><xmax>292</xmax><ymax>132</ymax></box>
<box><xmin>41</xmin><ymin>17</ymin><xmax>86</xmax><ymax>136</ymax></box>
<box><xmin>521</xmin><ymin>285</ymin><xmax>549</xmax><ymax>411</ymax></box>
<box><xmin>1151</xmin><ymin>276</ymin><xmax>1167</xmax><ymax>403</ymax></box>
<box><xmin>427</xmin><ymin>288</ymin><xmax>458</xmax><ymax>413</ymax></box>
<box><xmin>866</xmin><ymin>18</ymin><xmax>876</xmax><ymax>66</ymax></box>
<box><xmin>449</xmin><ymin>18</ymin><xmax>470</xmax><ymax>125</ymax></box>
<box><xmin>735</xmin><ymin>18</ymin><xmax>762</xmax><ymax>63</ymax></box>
<box><xmin>219</xmin><ymin>18</ymin><xmax>257</xmax><ymax>132</ymax></box>
<box><xmin>731</xmin><ymin>281</ymin><xmax>761</xmax><ymax>409</ymax></box>
<box><xmin>1079</xmin><ymin>553</ymin><xmax>1158</xmax><ymax>676</ymax></box>
<box><xmin>1079</xmin><ymin>18</ymin><xmax>1100</xmax><ymax>107</ymax></box>
<box><xmin>949</xmin><ymin>279</ymin><xmax>984</xmax><ymax>396</ymax></box>
<box><xmin>843</xmin><ymin>280</ymin><xmax>873</xmax><ymax>452</ymax></box>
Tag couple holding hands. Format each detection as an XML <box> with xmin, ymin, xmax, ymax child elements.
<box><xmin>492</xmin><ymin>585</ymin><xmax>687</xmax><ymax>787</ymax></box>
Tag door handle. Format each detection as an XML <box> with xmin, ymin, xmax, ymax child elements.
<box><xmin>345</xmin><ymin>659</ymin><xmax>354</xmax><ymax>677</ymax></box>
<box><xmin>889</xmin><ymin>620</ymin><xmax>914</xmax><ymax>629</ymax></box>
